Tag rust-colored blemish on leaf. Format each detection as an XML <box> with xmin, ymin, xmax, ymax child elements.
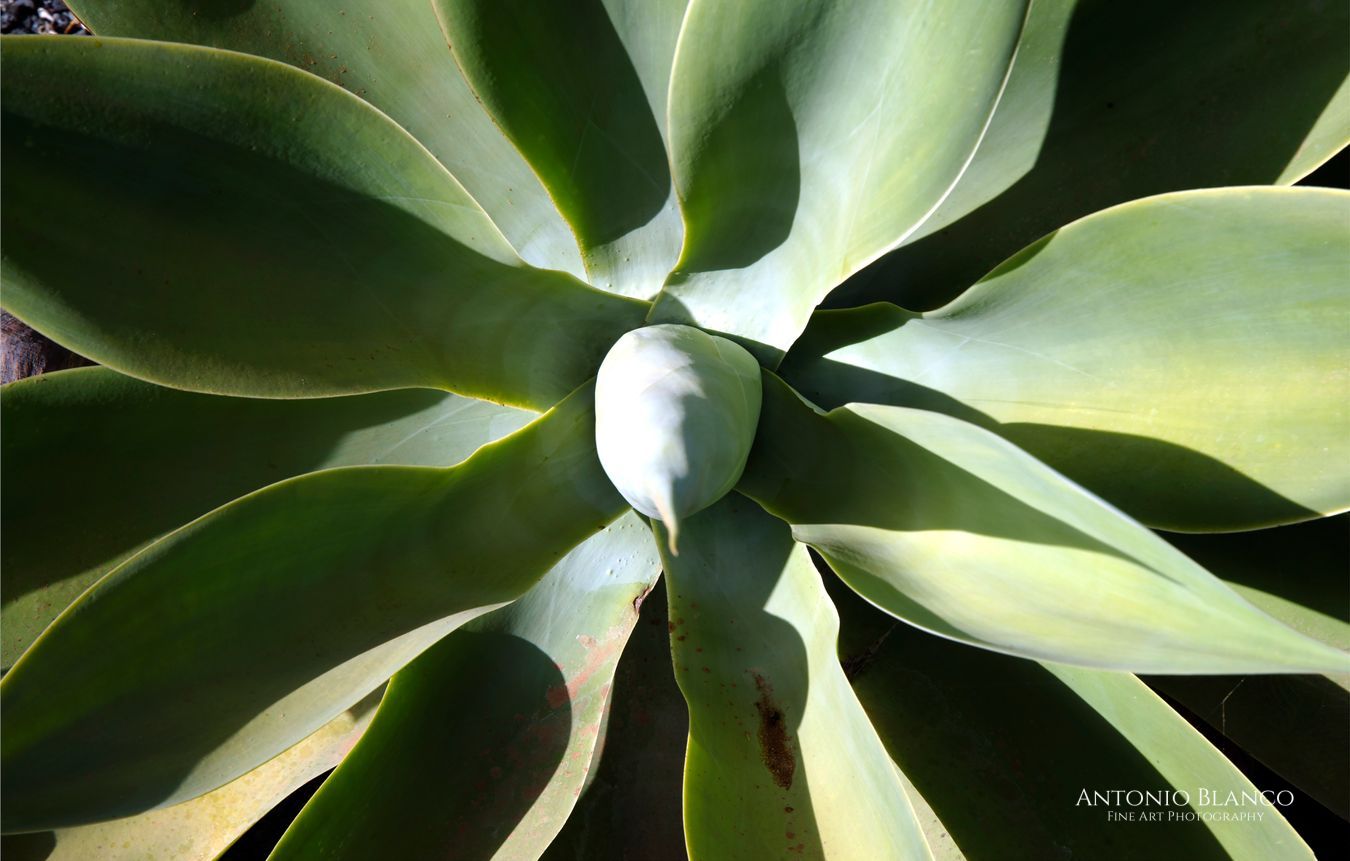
<box><xmin>751</xmin><ymin>672</ymin><xmax>796</xmax><ymax>790</ymax></box>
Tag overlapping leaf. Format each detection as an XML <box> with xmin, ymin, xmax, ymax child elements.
<box><xmin>0</xmin><ymin>37</ymin><xmax>646</xmax><ymax>406</ymax></box>
<box><xmin>436</xmin><ymin>0</ymin><xmax>688</xmax><ymax>297</ymax></box>
<box><xmin>656</xmin><ymin>496</ymin><xmax>933</xmax><ymax>860</ymax></box>
<box><xmin>832</xmin><ymin>580</ymin><xmax>1314</xmax><ymax>860</ymax></box>
<box><xmin>1</xmin><ymin>384</ymin><xmax>624</xmax><ymax>831</ymax></box>
<box><xmin>1</xmin><ymin>689</ymin><xmax>382</xmax><ymax>861</ymax></box>
<box><xmin>1150</xmin><ymin>517</ymin><xmax>1350</xmax><ymax>819</ymax></box>
<box><xmin>648</xmin><ymin>0</ymin><xmax>1027</xmax><ymax>359</ymax></box>
<box><xmin>66</xmin><ymin>0</ymin><xmax>585</xmax><ymax>277</ymax></box>
<box><xmin>830</xmin><ymin>0</ymin><xmax>1350</xmax><ymax>310</ymax></box>
<box><xmin>270</xmin><ymin>514</ymin><xmax>661</xmax><ymax>859</ymax></box>
<box><xmin>740</xmin><ymin>375</ymin><xmax>1348</xmax><ymax>675</ymax></box>
<box><xmin>1</xmin><ymin>367</ymin><xmax>531</xmax><ymax>671</ymax></box>
<box><xmin>785</xmin><ymin>188</ymin><xmax>1350</xmax><ymax>530</ymax></box>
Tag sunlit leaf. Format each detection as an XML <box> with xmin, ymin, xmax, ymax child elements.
<box><xmin>741</xmin><ymin>375</ymin><xmax>1348</xmax><ymax>674</ymax></box>
<box><xmin>786</xmin><ymin>188</ymin><xmax>1350</xmax><ymax>530</ymax></box>
<box><xmin>1</xmin><ymin>384</ymin><xmax>623</xmax><ymax>831</ymax></box>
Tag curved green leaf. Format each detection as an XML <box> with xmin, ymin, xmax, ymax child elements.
<box><xmin>1</xmin><ymin>384</ymin><xmax>624</xmax><ymax>832</ymax></box>
<box><xmin>830</xmin><ymin>0</ymin><xmax>1350</xmax><ymax>311</ymax></box>
<box><xmin>435</xmin><ymin>0</ymin><xmax>688</xmax><ymax>297</ymax></box>
<box><xmin>1</xmin><ymin>367</ymin><xmax>531</xmax><ymax>672</ymax></box>
<box><xmin>740</xmin><ymin>375</ymin><xmax>1348</xmax><ymax>675</ymax></box>
<box><xmin>648</xmin><ymin>0</ymin><xmax>1027</xmax><ymax>359</ymax></box>
<box><xmin>1149</xmin><ymin>517</ymin><xmax>1350</xmax><ymax>819</ymax></box>
<box><xmin>271</xmin><ymin>513</ymin><xmax>660</xmax><ymax>859</ymax></box>
<box><xmin>832</xmin><ymin>579</ymin><xmax>1313</xmax><ymax>860</ymax></box>
<box><xmin>0</xmin><ymin>36</ymin><xmax>646</xmax><ymax>406</ymax></box>
<box><xmin>67</xmin><ymin>0</ymin><xmax>585</xmax><ymax>278</ymax></box>
<box><xmin>541</xmin><ymin>577</ymin><xmax>689</xmax><ymax>861</ymax></box>
<box><xmin>785</xmin><ymin>188</ymin><xmax>1350</xmax><ymax>531</ymax></box>
<box><xmin>655</xmin><ymin>495</ymin><xmax>932</xmax><ymax>861</ymax></box>
<box><xmin>3</xmin><ymin>689</ymin><xmax>382</xmax><ymax>861</ymax></box>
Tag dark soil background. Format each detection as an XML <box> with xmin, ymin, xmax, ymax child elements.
<box><xmin>1</xmin><ymin>4</ymin><xmax>1347</xmax><ymax>858</ymax></box>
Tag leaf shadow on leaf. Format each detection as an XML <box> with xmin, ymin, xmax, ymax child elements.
<box><xmin>1</xmin><ymin>385</ymin><xmax>474</xmax><ymax>635</ymax></box>
<box><xmin>778</xmin><ymin>353</ymin><xmax>1320</xmax><ymax>531</ymax></box>
<box><xmin>825</xmin><ymin>0</ymin><xmax>1350</xmax><ymax>311</ymax></box>
<box><xmin>826</xmin><ymin>571</ymin><xmax>1233</xmax><ymax>861</ymax></box>
<box><xmin>274</xmin><ymin>630</ymin><xmax>575</xmax><ymax>858</ymax></box>
<box><xmin>2</xmin><ymin>104</ymin><xmax>631</xmax><ymax>404</ymax></box>
<box><xmin>668</xmin><ymin>65</ymin><xmax>800</xmax><ymax>273</ymax></box>
<box><xmin>662</xmin><ymin>496</ymin><xmax>828</xmax><ymax>859</ymax></box>
<box><xmin>1148</xmin><ymin>517</ymin><xmax>1350</xmax><ymax>819</ymax></box>
<box><xmin>447</xmin><ymin>0</ymin><xmax>673</xmax><ymax>249</ymax></box>
<box><xmin>544</xmin><ymin>577</ymin><xmax>689</xmax><ymax>861</ymax></box>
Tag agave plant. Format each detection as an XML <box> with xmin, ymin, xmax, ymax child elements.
<box><xmin>2</xmin><ymin>0</ymin><xmax>1348</xmax><ymax>858</ymax></box>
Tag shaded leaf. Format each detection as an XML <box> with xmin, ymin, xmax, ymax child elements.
<box><xmin>1</xmin><ymin>36</ymin><xmax>646</xmax><ymax>406</ymax></box>
<box><xmin>832</xmin><ymin>575</ymin><xmax>1313</xmax><ymax>860</ymax></box>
<box><xmin>740</xmin><ymin>374</ymin><xmax>1348</xmax><ymax>674</ymax></box>
<box><xmin>1150</xmin><ymin>517</ymin><xmax>1350</xmax><ymax>819</ymax></box>
<box><xmin>436</xmin><ymin>0</ymin><xmax>688</xmax><ymax>297</ymax></box>
<box><xmin>4</xmin><ymin>689</ymin><xmax>382</xmax><ymax>861</ymax></box>
<box><xmin>67</xmin><ymin>0</ymin><xmax>585</xmax><ymax>277</ymax></box>
<box><xmin>270</xmin><ymin>514</ymin><xmax>661</xmax><ymax>860</ymax></box>
<box><xmin>786</xmin><ymin>188</ymin><xmax>1350</xmax><ymax>531</ymax></box>
<box><xmin>542</xmin><ymin>576</ymin><xmax>689</xmax><ymax>861</ymax></box>
<box><xmin>1</xmin><ymin>367</ymin><xmax>531</xmax><ymax>671</ymax></box>
<box><xmin>1</xmin><ymin>384</ymin><xmax>624</xmax><ymax>831</ymax></box>
<box><xmin>655</xmin><ymin>495</ymin><xmax>932</xmax><ymax>860</ymax></box>
<box><xmin>647</xmin><ymin>0</ymin><xmax>1027</xmax><ymax>360</ymax></box>
<box><xmin>829</xmin><ymin>0</ymin><xmax>1350</xmax><ymax>310</ymax></box>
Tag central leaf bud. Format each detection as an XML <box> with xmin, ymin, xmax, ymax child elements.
<box><xmin>595</xmin><ymin>324</ymin><xmax>763</xmax><ymax>554</ymax></box>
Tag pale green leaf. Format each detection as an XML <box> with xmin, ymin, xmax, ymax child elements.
<box><xmin>5</xmin><ymin>689</ymin><xmax>382</xmax><ymax>861</ymax></box>
<box><xmin>0</xmin><ymin>36</ymin><xmax>646</xmax><ymax>406</ymax></box>
<box><xmin>740</xmin><ymin>375</ymin><xmax>1349</xmax><ymax>675</ymax></box>
<box><xmin>435</xmin><ymin>0</ymin><xmax>689</xmax><ymax>297</ymax></box>
<box><xmin>1150</xmin><ymin>517</ymin><xmax>1350</xmax><ymax>818</ymax></box>
<box><xmin>1</xmin><ymin>367</ymin><xmax>531</xmax><ymax>672</ymax></box>
<box><xmin>1</xmin><ymin>384</ymin><xmax>623</xmax><ymax>831</ymax></box>
<box><xmin>655</xmin><ymin>495</ymin><xmax>933</xmax><ymax>861</ymax></box>
<box><xmin>785</xmin><ymin>188</ymin><xmax>1350</xmax><ymax>530</ymax></box>
<box><xmin>830</xmin><ymin>0</ymin><xmax>1350</xmax><ymax>310</ymax></box>
<box><xmin>832</xmin><ymin>579</ymin><xmax>1313</xmax><ymax>860</ymax></box>
<box><xmin>648</xmin><ymin>0</ymin><xmax>1027</xmax><ymax>359</ymax></box>
<box><xmin>269</xmin><ymin>514</ymin><xmax>659</xmax><ymax>859</ymax></box>
<box><xmin>541</xmin><ymin>577</ymin><xmax>689</xmax><ymax>861</ymax></box>
<box><xmin>67</xmin><ymin>0</ymin><xmax>585</xmax><ymax>277</ymax></box>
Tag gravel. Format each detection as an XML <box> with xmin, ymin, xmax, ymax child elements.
<box><xmin>1</xmin><ymin>0</ymin><xmax>88</xmax><ymax>35</ymax></box>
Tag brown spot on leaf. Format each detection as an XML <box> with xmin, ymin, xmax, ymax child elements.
<box><xmin>751</xmin><ymin>673</ymin><xmax>796</xmax><ymax>790</ymax></box>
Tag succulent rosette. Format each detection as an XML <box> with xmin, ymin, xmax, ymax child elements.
<box><xmin>2</xmin><ymin>1</ymin><xmax>1348</xmax><ymax>859</ymax></box>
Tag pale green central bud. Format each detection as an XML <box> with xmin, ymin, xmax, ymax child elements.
<box><xmin>595</xmin><ymin>324</ymin><xmax>763</xmax><ymax>555</ymax></box>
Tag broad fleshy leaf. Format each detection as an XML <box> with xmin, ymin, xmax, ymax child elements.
<box><xmin>269</xmin><ymin>514</ymin><xmax>660</xmax><ymax>860</ymax></box>
<box><xmin>0</xmin><ymin>36</ymin><xmax>647</xmax><ymax>406</ymax></box>
<box><xmin>647</xmin><ymin>0</ymin><xmax>1027</xmax><ymax>359</ymax></box>
<box><xmin>785</xmin><ymin>188</ymin><xmax>1350</xmax><ymax>531</ymax></box>
<box><xmin>541</xmin><ymin>577</ymin><xmax>689</xmax><ymax>861</ymax></box>
<box><xmin>435</xmin><ymin>0</ymin><xmax>688</xmax><ymax>297</ymax></box>
<box><xmin>829</xmin><ymin>0</ymin><xmax>1350</xmax><ymax>310</ymax></box>
<box><xmin>1</xmin><ymin>367</ymin><xmax>531</xmax><ymax>671</ymax></box>
<box><xmin>740</xmin><ymin>375</ymin><xmax>1348</xmax><ymax>675</ymax></box>
<box><xmin>1</xmin><ymin>384</ymin><xmax>624</xmax><ymax>832</ymax></box>
<box><xmin>1149</xmin><ymin>517</ymin><xmax>1350</xmax><ymax>819</ymax></box>
<box><xmin>831</xmin><ymin>577</ymin><xmax>1313</xmax><ymax>860</ymax></box>
<box><xmin>2</xmin><ymin>689</ymin><xmax>382</xmax><ymax>861</ymax></box>
<box><xmin>655</xmin><ymin>495</ymin><xmax>933</xmax><ymax>860</ymax></box>
<box><xmin>66</xmin><ymin>0</ymin><xmax>585</xmax><ymax>277</ymax></box>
